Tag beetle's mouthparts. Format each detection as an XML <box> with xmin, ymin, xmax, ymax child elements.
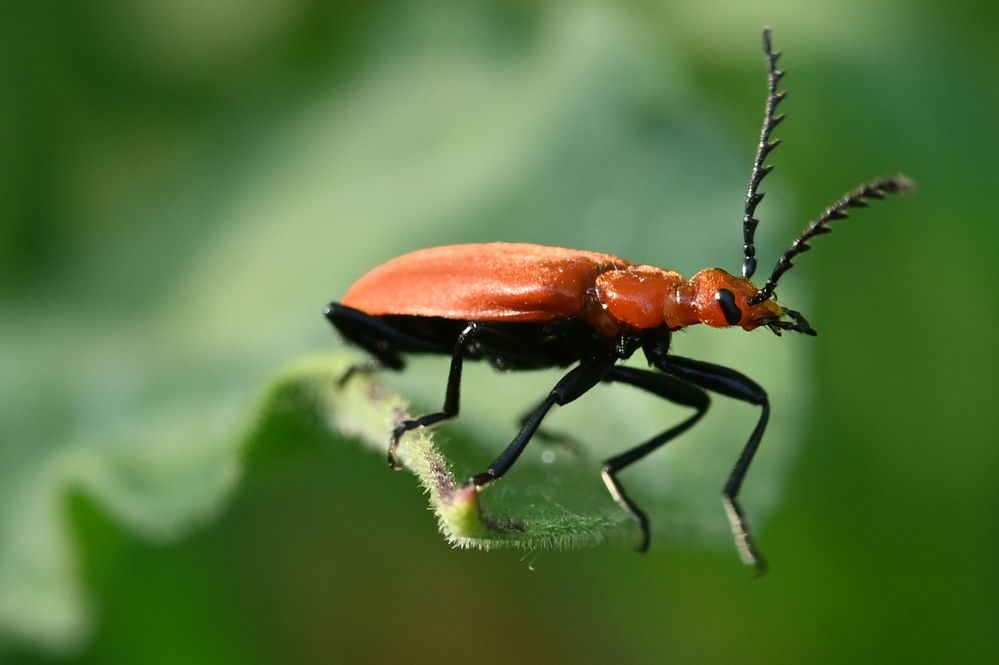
<box><xmin>766</xmin><ymin>308</ymin><xmax>817</xmax><ymax>336</ymax></box>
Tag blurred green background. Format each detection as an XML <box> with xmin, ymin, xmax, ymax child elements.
<box><xmin>3</xmin><ymin>0</ymin><xmax>997</xmax><ymax>663</ymax></box>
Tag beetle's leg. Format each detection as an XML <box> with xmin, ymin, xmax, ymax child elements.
<box><xmin>469</xmin><ymin>354</ymin><xmax>617</xmax><ymax>486</ymax></box>
<box><xmin>325</xmin><ymin>303</ymin><xmax>448</xmax><ymax>378</ymax></box>
<box><xmin>599</xmin><ymin>365</ymin><xmax>710</xmax><ymax>552</ymax></box>
<box><xmin>336</xmin><ymin>359</ymin><xmax>385</xmax><ymax>388</ymax></box>
<box><xmin>656</xmin><ymin>355</ymin><xmax>770</xmax><ymax>574</ymax></box>
<box><xmin>386</xmin><ymin>322</ymin><xmax>485</xmax><ymax>469</ymax></box>
<box><xmin>514</xmin><ymin>406</ymin><xmax>584</xmax><ymax>458</ymax></box>
<box><xmin>389</xmin><ymin>321</ymin><xmax>571</xmax><ymax>469</ymax></box>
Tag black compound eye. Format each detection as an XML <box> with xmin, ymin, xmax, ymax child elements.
<box><xmin>716</xmin><ymin>289</ymin><xmax>742</xmax><ymax>326</ymax></box>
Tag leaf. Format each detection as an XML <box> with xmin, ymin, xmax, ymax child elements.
<box><xmin>0</xmin><ymin>2</ymin><xmax>811</xmax><ymax>654</ymax></box>
<box><xmin>254</xmin><ymin>334</ymin><xmax>816</xmax><ymax>558</ymax></box>
<box><xmin>266</xmin><ymin>355</ymin><xmax>634</xmax><ymax>550</ymax></box>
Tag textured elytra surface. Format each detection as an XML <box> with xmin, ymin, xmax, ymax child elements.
<box><xmin>341</xmin><ymin>243</ymin><xmax>631</xmax><ymax>322</ymax></box>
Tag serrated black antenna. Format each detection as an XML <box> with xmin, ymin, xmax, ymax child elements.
<box><xmin>748</xmin><ymin>174</ymin><xmax>915</xmax><ymax>306</ymax></box>
<box><xmin>742</xmin><ymin>28</ymin><xmax>787</xmax><ymax>280</ymax></box>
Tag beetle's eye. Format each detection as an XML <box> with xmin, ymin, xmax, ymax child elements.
<box><xmin>716</xmin><ymin>289</ymin><xmax>742</xmax><ymax>325</ymax></box>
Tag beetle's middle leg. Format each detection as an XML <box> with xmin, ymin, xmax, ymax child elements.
<box><xmin>514</xmin><ymin>406</ymin><xmax>584</xmax><ymax>458</ymax></box>
<box><xmin>469</xmin><ymin>353</ymin><xmax>617</xmax><ymax>486</ymax></box>
<box><xmin>599</xmin><ymin>365</ymin><xmax>710</xmax><ymax>552</ymax></box>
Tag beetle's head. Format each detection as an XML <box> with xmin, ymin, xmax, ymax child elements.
<box><xmin>686</xmin><ymin>268</ymin><xmax>815</xmax><ymax>336</ymax></box>
<box><xmin>731</xmin><ymin>173</ymin><xmax>913</xmax><ymax>335</ymax></box>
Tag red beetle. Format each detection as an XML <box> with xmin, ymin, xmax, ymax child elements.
<box><xmin>326</xmin><ymin>29</ymin><xmax>912</xmax><ymax>570</ymax></box>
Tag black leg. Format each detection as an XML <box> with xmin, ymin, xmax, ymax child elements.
<box><xmin>336</xmin><ymin>359</ymin><xmax>386</xmax><ymax>388</ymax></box>
<box><xmin>514</xmin><ymin>404</ymin><xmax>584</xmax><ymax>457</ymax></box>
<box><xmin>386</xmin><ymin>322</ymin><xmax>483</xmax><ymax>469</ymax></box>
<box><xmin>324</xmin><ymin>303</ymin><xmax>450</xmax><ymax>372</ymax></box>
<box><xmin>386</xmin><ymin>320</ymin><xmax>580</xmax><ymax>469</ymax></box>
<box><xmin>599</xmin><ymin>365</ymin><xmax>710</xmax><ymax>552</ymax></box>
<box><xmin>657</xmin><ymin>355</ymin><xmax>770</xmax><ymax>573</ymax></box>
<box><xmin>469</xmin><ymin>354</ymin><xmax>617</xmax><ymax>487</ymax></box>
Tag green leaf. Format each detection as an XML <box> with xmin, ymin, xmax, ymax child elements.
<box><xmin>267</xmin><ymin>355</ymin><xmax>634</xmax><ymax>550</ymax></box>
<box><xmin>0</xmin><ymin>2</ymin><xmax>811</xmax><ymax>654</ymax></box>
<box><xmin>258</xmin><ymin>335</ymin><xmax>811</xmax><ymax>555</ymax></box>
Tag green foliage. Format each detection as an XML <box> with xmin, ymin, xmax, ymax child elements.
<box><xmin>4</xmin><ymin>0</ymin><xmax>998</xmax><ymax>663</ymax></box>
<box><xmin>258</xmin><ymin>356</ymin><xmax>632</xmax><ymax>549</ymax></box>
<box><xmin>2</xmin><ymin>2</ymin><xmax>811</xmax><ymax>652</ymax></box>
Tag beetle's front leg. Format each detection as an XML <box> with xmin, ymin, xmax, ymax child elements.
<box><xmin>656</xmin><ymin>355</ymin><xmax>770</xmax><ymax>574</ymax></box>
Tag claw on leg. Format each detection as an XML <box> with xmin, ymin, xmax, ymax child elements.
<box><xmin>387</xmin><ymin>425</ymin><xmax>406</xmax><ymax>470</ymax></box>
<box><xmin>723</xmin><ymin>495</ymin><xmax>767</xmax><ymax>576</ymax></box>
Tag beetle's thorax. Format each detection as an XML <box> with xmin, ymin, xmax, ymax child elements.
<box><xmin>585</xmin><ymin>265</ymin><xmax>683</xmax><ymax>334</ymax></box>
<box><xmin>587</xmin><ymin>265</ymin><xmax>782</xmax><ymax>334</ymax></box>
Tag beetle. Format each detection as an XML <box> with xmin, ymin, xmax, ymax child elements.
<box><xmin>325</xmin><ymin>28</ymin><xmax>912</xmax><ymax>571</ymax></box>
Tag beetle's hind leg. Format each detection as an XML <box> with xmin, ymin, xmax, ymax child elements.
<box><xmin>385</xmin><ymin>322</ymin><xmax>487</xmax><ymax>468</ymax></box>
<box><xmin>599</xmin><ymin>366</ymin><xmax>710</xmax><ymax>552</ymax></box>
<box><xmin>325</xmin><ymin>302</ymin><xmax>458</xmax><ymax>386</ymax></box>
<box><xmin>324</xmin><ymin>303</ymin><xmax>412</xmax><ymax>377</ymax></box>
<box><xmin>336</xmin><ymin>359</ymin><xmax>387</xmax><ymax>388</ymax></box>
<box><xmin>326</xmin><ymin>302</ymin><xmax>457</xmax><ymax>467</ymax></box>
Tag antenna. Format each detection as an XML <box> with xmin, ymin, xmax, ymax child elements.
<box><xmin>741</xmin><ymin>27</ymin><xmax>787</xmax><ymax>280</ymax></box>
<box><xmin>748</xmin><ymin>175</ymin><xmax>915</xmax><ymax>306</ymax></box>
